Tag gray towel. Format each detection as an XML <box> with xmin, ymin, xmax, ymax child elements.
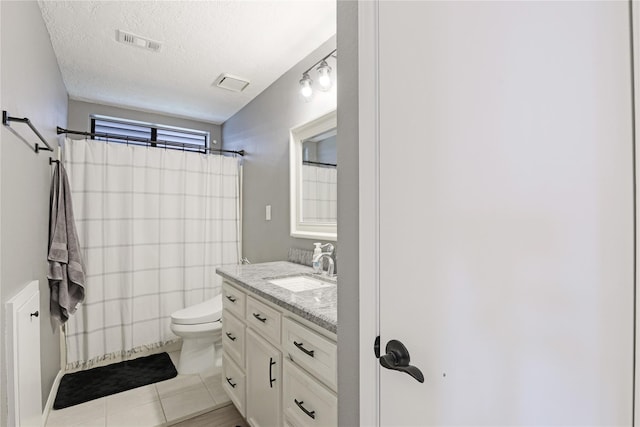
<box><xmin>47</xmin><ymin>162</ymin><xmax>85</xmax><ymax>327</ymax></box>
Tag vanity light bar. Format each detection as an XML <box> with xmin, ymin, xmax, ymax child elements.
<box><xmin>299</xmin><ymin>49</ymin><xmax>337</xmax><ymax>99</ymax></box>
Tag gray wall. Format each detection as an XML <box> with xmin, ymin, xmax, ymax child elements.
<box><xmin>222</xmin><ymin>36</ymin><xmax>337</xmax><ymax>263</ymax></box>
<box><xmin>336</xmin><ymin>1</ymin><xmax>359</xmax><ymax>425</ymax></box>
<box><xmin>68</xmin><ymin>100</ymin><xmax>222</xmax><ymax>145</ymax></box>
<box><xmin>0</xmin><ymin>0</ymin><xmax>69</xmax><ymax>422</ymax></box>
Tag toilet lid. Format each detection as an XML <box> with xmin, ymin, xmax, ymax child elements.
<box><xmin>171</xmin><ymin>296</ymin><xmax>223</xmax><ymax>325</ymax></box>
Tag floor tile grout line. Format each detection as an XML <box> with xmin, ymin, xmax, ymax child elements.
<box><xmin>155</xmin><ymin>384</ymin><xmax>169</xmax><ymax>426</ymax></box>
<box><xmin>100</xmin><ymin>395</ymin><xmax>104</xmax><ymax>426</ymax></box>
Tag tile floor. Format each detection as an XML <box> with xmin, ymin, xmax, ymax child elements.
<box><xmin>45</xmin><ymin>351</ymin><xmax>233</xmax><ymax>427</ymax></box>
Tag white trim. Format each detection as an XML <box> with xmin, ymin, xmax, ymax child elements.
<box><xmin>239</xmin><ymin>162</ymin><xmax>244</xmax><ymax>262</ymax></box>
<box><xmin>633</xmin><ymin>1</ymin><xmax>640</xmax><ymax>425</ymax></box>
<box><xmin>42</xmin><ymin>369</ymin><xmax>64</xmax><ymax>427</ymax></box>
<box><xmin>59</xmin><ymin>325</ymin><xmax>66</xmax><ymax>374</ymax></box>
<box><xmin>5</xmin><ymin>280</ymin><xmax>40</xmax><ymax>427</ymax></box>
<box><xmin>358</xmin><ymin>1</ymin><xmax>380</xmax><ymax>426</ymax></box>
<box><xmin>289</xmin><ymin>109</ymin><xmax>338</xmax><ymax>241</ymax></box>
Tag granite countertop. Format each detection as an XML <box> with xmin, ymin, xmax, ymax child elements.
<box><xmin>216</xmin><ymin>261</ymin><xmax>337</xmax><ymax>334</ymax></box>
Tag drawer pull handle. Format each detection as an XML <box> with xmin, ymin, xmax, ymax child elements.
<box><xmin>294</xmin><ymin>341</ymin><xmax>315</xmax><ymax>357</ymax></box>
<box><xmin>226</xmin><ymin>295</ymin><xmax>237</xmax><ymax>303</ymax></box>
<box><xmin>253</xmin><ymin>313</ymin><xmax>267</xmax><ymax>323</ymax></box>
<box><xmin>226</xmin><ymin>332</ymin><xmax>237</xmax><ymax>341</ymax></box>
<box><xmin>269</xmin><ymin>357</ymin><xmax>276</xmax><ymax>388</ymax></box>
<box><xmin>294</xmin><ymin>399</ymin><xmax>316</xmax><ymax>419</ymax></box>
<box><xmin>226</xmin><ymin>377</ymin><xmax>236</xmax><ymax>388</ymax></box>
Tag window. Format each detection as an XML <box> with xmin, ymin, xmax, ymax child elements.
<box><xmin>90</xmin><ymin>115</ymin><xmax>210</xmax><ymax>153</ymax></box>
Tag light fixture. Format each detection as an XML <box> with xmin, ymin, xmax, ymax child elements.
<box><xmin>299</xmin><ymin>48</ymin><xmax>336</xmax><ymax>99</ymax></box>
<box><xmin>317</xmin><ymin>61</ymin><xmax>332</xmax><ymax>91</ymax></box>
<box><xmin>300</xmin><ymin>73</ymin><xmax>313</xmax><ymax>98</ymax></box>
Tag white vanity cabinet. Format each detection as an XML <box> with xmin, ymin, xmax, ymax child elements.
<box><xmin>220</xmin><ymin>279</ymin><xmax>337</xmax><ymax>427</ymax></box>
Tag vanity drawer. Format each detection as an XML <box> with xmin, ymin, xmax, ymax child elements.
<box><xmin>222</xmin><ymin>354</ymin><xmax>246</xmax><ymax>417</ymax></box>
<box><xmin>222</xmin><ymin>311</ymin><xmax>245</xmax><ymax>368</ymax></box>
<box><xmin>222</xmin><ymin>281</ymin><xmax>246</xmax><ymax>318</ymax></box>
<box><xmin>283</xmin><ymin>359</ymin><xmax>337</xmax><ymax>427</ymax></box>
<box><xmin>283</xmin><ymin>318</ymin><xmax>337</xmax><ymax>391</ymax></box>
<box><xmin>246</xmin><ymin>296</ymin><xmax>281</xmax><ymax>344</ymax></box>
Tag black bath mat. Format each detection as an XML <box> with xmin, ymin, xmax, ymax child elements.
<box><xmin>53</xmin><ymin>352</ymin><xmax>177</xmax><ymax>409</ymax></box>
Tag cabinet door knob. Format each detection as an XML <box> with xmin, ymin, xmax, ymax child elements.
<box><xmin>30</xmin><ymin>311</ymin><xmax>39</xmax><ymax>318</ymax></box>
<box><xmin>269</xmin><ymin>357</ymin><xmax>276</xmax><ymax>388</ymax></box>
<box><xmin>225</xmin><ymin>377</ymin><xmax>236</xmax><ymax>388</ymax></box>
<box><xmin>293</xmin><ymin>341</ymin><xmax>315</xmax><ymax>357</ymax></box>
<box><xmin>253</xmin><ymin>313</ymin><xmax>267</xmax><ymax>323</ymax></box>
<box><xmin>294</xmin><ymin>399</ymin><xmax>316</xmax><ymax>419</ymax></box>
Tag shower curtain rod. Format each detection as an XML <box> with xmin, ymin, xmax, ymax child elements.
<box><xmin>56</xmin><ymin>127</ymin><xmax>245</xmax><ymax>156</ymax></box>
<box><xmin>303</xmin><ymin>160</ymin><xmax>337</xmax><ymax>167</ymax></box>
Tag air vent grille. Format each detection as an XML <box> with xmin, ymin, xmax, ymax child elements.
<box><xmin>214</xmin><ymin>74</ymin><xmax>250</xmax><ymax>93</ymax></box>
<box><xmin>117</xmin><ymin>30</ymin><xmax>162</xmax><ymax>52</ymax></box>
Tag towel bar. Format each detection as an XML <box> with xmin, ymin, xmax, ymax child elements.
<box><xmin>2</xmin><ymin>110</ymin><xmax>54</xmax><ymax>153</ymax></box>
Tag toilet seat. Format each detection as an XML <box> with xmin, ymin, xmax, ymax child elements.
<box><xmin>171</xmin><ymin>296</ymin><xmax>223</xmax><ymax>325</ymax></box>
<box><xmin>170</xmin><ymin>321</ymin><xmax>221</xmax><ymax>335</ymax></box>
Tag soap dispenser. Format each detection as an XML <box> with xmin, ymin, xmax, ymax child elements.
<box><xmin>312</xmin><ymin>242</ymin><xmax>323</xmax><ymax>273</ymax></box>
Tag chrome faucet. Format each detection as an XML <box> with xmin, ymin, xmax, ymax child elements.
<box><xmin>313</xmin><ymin>243</ymin><xmax>335</xmax><ymax>276</ymax></box>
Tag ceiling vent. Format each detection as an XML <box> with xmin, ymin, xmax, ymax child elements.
<box><xmin>117</xmin><ymin>30</ymin><xmax>162</xmax><ymax>53</ymax></box>
<box><xmin>214</xmin><ymin>74</ymin><xmax>250</xmax><ymax>93</ymax></box>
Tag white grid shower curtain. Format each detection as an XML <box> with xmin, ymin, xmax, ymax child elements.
<box><xmin>302</xmin><ymin>164</ymin><xmax>337</xmax><ymax>223</ymax></box>
<box><xmin>63</xmin><ymin>138</ymin><xmax>241</xmax><ymax>369</ymax></box>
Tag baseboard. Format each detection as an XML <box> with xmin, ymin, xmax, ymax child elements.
<box><xmin>42</xmin><ymin>369</ymin><xmax>63</xmax><ymax>426</ymax></box>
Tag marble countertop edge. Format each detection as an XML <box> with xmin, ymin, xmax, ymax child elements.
<box><xmin>216</xmin><ymin>261</ymin><xmax>338</xmax><ymax>334</ymax></box>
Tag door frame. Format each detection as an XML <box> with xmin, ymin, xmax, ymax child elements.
<box><xmin>357</xmin><ymin>1</ymin><xmax>379</xmax><ymax>426</ymax></box>
<box><xmin>358</xmin><ymin>1</ymin><xmax>639</xmax><ymax>425</ymax></box>
<box><xmin>633</xmin><ymin>2</ymin><xmax>639</xmax><ymax>424</ymax></box>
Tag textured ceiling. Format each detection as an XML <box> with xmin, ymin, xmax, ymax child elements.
<box><xmin>37</xmin><ymin>1</ymin><xmax>336</xmax><ymax>124</ymax></box>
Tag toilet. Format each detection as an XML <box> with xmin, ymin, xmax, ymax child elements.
<box><xmin>170</xmin><ymin>295</ymin><xmax>223</xmax><ymax>375</ymax></box>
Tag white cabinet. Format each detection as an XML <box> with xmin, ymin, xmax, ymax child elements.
<box><xmin>283</xmin><ymin>360</ymin><xmax>337</xmax><ymax>427</ymax></box>
<box><xmin>246</xmin><ymin>328</ymin><xmax>282</xmax><ymax>427</ymax></box>
<box><xmin>247</xmin><ymin>296</ymin><xmax>282</xmax><ymax>344</ymax></box>
<box><xmin>222</xmin><ymin>310</ymin><xmax>245</xmax><ymax>368</ymax></box>
<box><xmin>282</xmin><ymin>318</ymin><xmax>337</xmax><ymax>392</ymax></box>
<box><xmin>220</xmin><ymin>280</ymin><xmax>337</xmax><ymax>426</ymax></box>
<box><xmin>223</xmin><ymin>281</ymin><xmax>246</xmax><ymax>318</ymax></box>
<box><xmin>223</xmin><ymin>354</ymin><xmax>246</xmax><ymax>416</ymax></box>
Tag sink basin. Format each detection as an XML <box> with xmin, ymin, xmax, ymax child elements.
<box><xmin>268</xmin><ymin>275</ymin><xmax>333</xmax><ymax>293</ymax></box>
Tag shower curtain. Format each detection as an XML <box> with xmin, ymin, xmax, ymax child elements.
<box><xmin>62</xmin><ymin>138</ymin><xmax>241</xmax><ymax>369</ymax></box>
<box><xmin>302</xmin><ymin>164</ymin><xmax>337</xmax><ymax>223</ymax></box>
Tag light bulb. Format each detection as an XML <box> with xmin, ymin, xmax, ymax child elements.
<box><xmin>317</xmin><ymin>61</ymin><xmax>332</xmax><ymax>91</ymax></box>
<box><xmin>299</xmin><ymin>73</ymin><xmax>313</xmax><ymax>98</ymax></box>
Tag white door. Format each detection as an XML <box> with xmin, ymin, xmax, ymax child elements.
<box><xmin>245</xmin><ymin>328</ymin><xmax>282</xmax><ymax>427</ymax></box>
<box><xmin>367</xmin><ymin>1</ymin><xmax>635</xmax><ymax>425</ymax></box>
